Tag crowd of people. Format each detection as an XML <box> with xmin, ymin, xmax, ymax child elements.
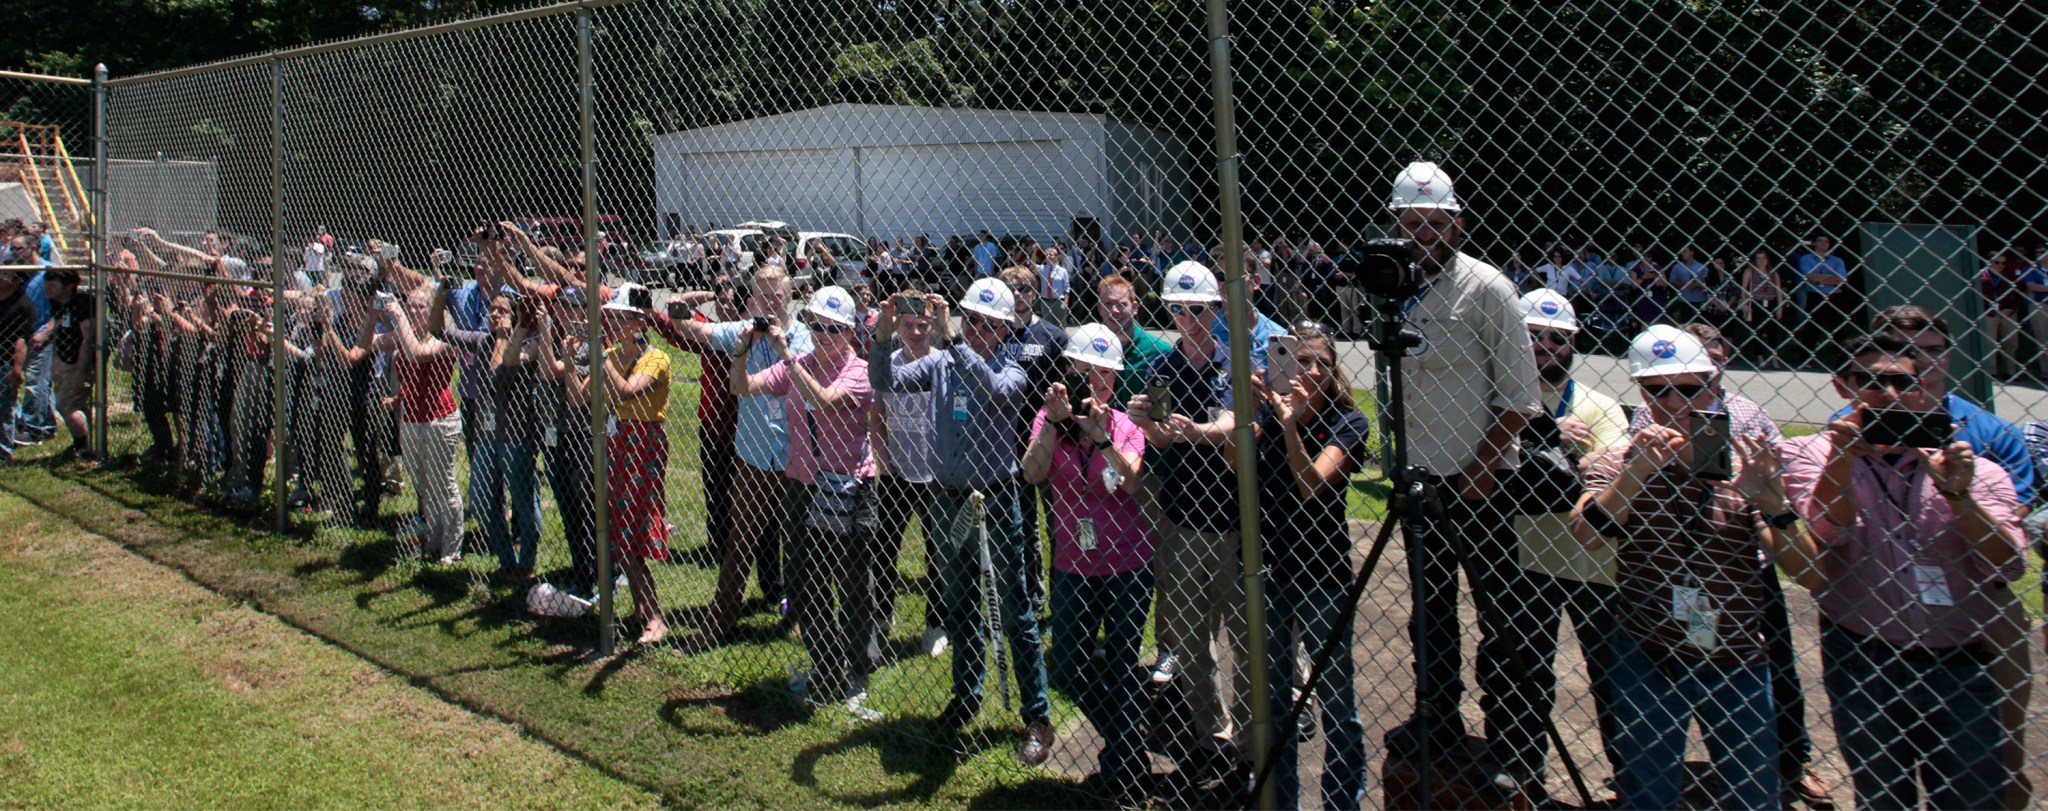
<box><xmin>30</xmin><ymin>161</ymin><xmax>2046</xmax><ymax>810</ymax></box>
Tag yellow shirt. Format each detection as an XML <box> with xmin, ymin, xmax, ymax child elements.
<box><xmin>610</xmin><ymin>346</ymin><xmax>671</xmax><ymax>423</ymax></box>
<box><xmin>1514</xmin><ymin>380</ymin><xmax>1629</xmax><ymax>585</ymax></box>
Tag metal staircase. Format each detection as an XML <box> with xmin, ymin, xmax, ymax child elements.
<box><xmin>4</xmin><ymin>122</ymin><xmax>92</xmax><ymax>265</ymax></box>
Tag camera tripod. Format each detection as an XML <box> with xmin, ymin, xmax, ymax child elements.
<box><xmin>1246</xmin><ymin>292</ymin><xmax>1594</xmax><ymax>808</ymax></box>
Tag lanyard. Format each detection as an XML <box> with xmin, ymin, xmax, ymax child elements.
<box><xmin>1553</xmin><ymin>379</ymin><xmax>1575</xmax><ymax>420</ymax></box>
<box><xmin>1399</xmin><ymin>281</ymin><xmax>1435</xmax><ymax>317</ymax></box>
<box><xmin>1859</xmin><ymin>455</ymin><xmax>1925</xmax><ymax>554</ymax></box>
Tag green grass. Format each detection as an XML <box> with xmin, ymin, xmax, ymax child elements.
<box><xmin>0</xmin><ymin>489</ymin><xmax>662</xmax><ymax>808</ymax></box>
<box><xmin>10</xmin><ymin>381</ymin><xmax>1104</xmax><ymax>808</ymax></box>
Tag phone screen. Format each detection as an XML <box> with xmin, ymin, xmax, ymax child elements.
<box><xmin>1690</xmin><ymin>410</ymin><xmax>1733</xmax><ymax>481</ymax></box>
<box><xmin>1066</xmin><ymin>371</ymin><xmax>1091</xmax><ymax>418</ymax></box>
<box><xmin>1862</xmin><ymin>407</ymin><xmax>1953</xmax><ymax>449</ymax></box>
<box><xmin>893</xmin><ymin>296</ymin><xmax>925</xmax><ymax>316</ymax></box>
<box><xmin>1146</xmin><ymin>377</ymin><xmax>1172</xmax><ymax>422</ymax></box>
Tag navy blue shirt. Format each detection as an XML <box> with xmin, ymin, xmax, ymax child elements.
<box><xmin>1146</xmin><ymin>342</ymin><xmax>1238</xmax><ymax>533</ymax></box>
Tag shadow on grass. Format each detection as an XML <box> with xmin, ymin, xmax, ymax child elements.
<box><xmin>658</xmin><ymin>679</ymin><xmax>810</xmax><ymax>735</ymax></box>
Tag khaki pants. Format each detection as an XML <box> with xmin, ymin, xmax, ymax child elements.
<box><xmin>1154</xmin><ymin>518</ymin><xmax>1249</xmax><ymax>746</ymax></box>
<box><xmin>1984</xmin><ymin>308</ymin><xmax>2023</xmax><ymax>377</ymax></box>
<box><xmin>398</xmin><ymin>412</ymin><xmax>463</xmax><ymax>559</ymax></box>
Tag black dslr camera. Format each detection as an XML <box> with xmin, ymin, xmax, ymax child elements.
<box><xmin>1352</xmin><ymin>238</ymin><xmax>1426</xmax><ymax>300</ymax></box>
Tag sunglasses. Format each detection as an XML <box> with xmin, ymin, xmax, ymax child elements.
<box><xmin>1008</xmin><ymin>284</ymin><xmax>1036</xmax><ymax>294</ymax></box>
<box><xmin>1530</xmin><ymin>330</ymin><xmax>1573</xmax><ymax>346</ymax></box>
<box><xmin>1168</xmin><ymin>303</ymin><xmax>1211</xmax><ymax>317</ymax></box>
<box><xmin>1841</xmin><ymin>370</ymin><xmax>1921</xmax><ymax>393</ymax></box>
<box><xmin>803</xmin><ymin>318</ymin><xmax>849</xmax><ymax>334</ymax></box>
<box><xmin>963</xmin><ymin>313</ymin><xmax>1005</xmax><ymax>330</ymax></box>
<box><xmin>1641</xmin><ymin>381</ymin><xmax>1712</xmax><ymax>400</ymax></box>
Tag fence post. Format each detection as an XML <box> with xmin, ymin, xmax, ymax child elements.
<box><xmin>270</xmin><ymin>60</ymin><xmax>288</xmax><ymax>535</ymax></box>
<box><xmin>91</xmin><ymin>64</ymin><xmax>108</xmax><ymax>459</ymax></box>
<box><xmin>1203</xmin><ymin>0</ymin><xmax>1272</xmax><ymax>807</ymax></box>
<box><xmin>580</xmin><ymin>7</ymin><xmax>615</xmax><ymax>658</ymax></box>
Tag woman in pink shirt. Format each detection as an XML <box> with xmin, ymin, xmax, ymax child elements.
<box><xmin>1020</xmin><ymin>323</ymin><xmax>1149</xmax><ymax>794</ymax></box>
<box><xmin>733</xmin><ymin>286</ymin><xmax>881</xmax><ymax>718</ymax></box>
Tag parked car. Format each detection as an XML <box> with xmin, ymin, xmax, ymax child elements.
<box><xmin>705</xmin><ymin>220</ymin><xmax>799</xmax><ymax>277</ymax></box>
<box><xmin>792</xmin><ymin>231</ymin><xmax>869</xmax><ymax>292</ymax></box>
<box><xmin>638</xmin><ymin>239</ymin><xmax>709</xmax><ymax>289</ymax></box>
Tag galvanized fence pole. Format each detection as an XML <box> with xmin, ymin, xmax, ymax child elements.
<box><xmin>90</xmin><ymin>64</ymin><xmax>109</xmax><ymax>458</ymax></box>
<box><xmin>580</xmin><ymin>8</ymin><xmax>615</xmax><ymax>658</ymax></box>
<box><xmin>269</xmin><ymin>60</ymin><xmax>288</xmax><ymax>535</ymax></box>
<box><xmin>1206</xmin><ymin>0</ymin><xmax>1271</xmax><ymax>806</ymax></box>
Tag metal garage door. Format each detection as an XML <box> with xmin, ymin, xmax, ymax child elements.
<box><xmin>678</xmin><ymin>147</ymin><xmax>857</xmax><ymax>232</ymax></box>
<box><xmin>859</xmin><ymin>140</ymin><xmax>1081</xmax><ymax>243</ymax></box>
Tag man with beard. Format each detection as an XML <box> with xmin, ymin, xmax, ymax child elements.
<box><xmin>1379</xmin><ymin>162</ymin><xmax>1545</xmax><ymax>772</ymax></box>
<box><xmin>1492</xmin><ymin>290</ymin><xmax>1631</xmax><ymax>801</ymax></box>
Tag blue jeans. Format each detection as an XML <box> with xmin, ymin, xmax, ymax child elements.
<box><xmin>0</xmin><ymin>375</ymin><xmax>17</xmax><ymax>460</ymax></box>
<box><xmin>930</xmin><ymin>482</ymin><xmax>1050</xmax><ymax>725</ymax></box>
<box><xmin>1821</xmin><ymin>621</ymin><xmax>2007</xmax><ymax>811</ymax></box>
<box><xmin>1048</xmin><ymin>567</ymin><xmax>1152</xmax><ymax>784</ymax></box>
<box><xmin>475</xmin><ymin>439</ymin><xmax>541</xmax><ymax>571</ymax></box>
<box><xmin>1266</xmin><ymin>576</ymin><xmax>1368</xmax><ymax>810</ymax></box>
<box><xmin>1608</xmin><ymin>629</ymin><xmax>1778</xmax><ymax>810</ymax></box>
<box><xmin>15</xmin><ymin>343</ymin><xmax>52</xmax><ymax>438</ymax></box>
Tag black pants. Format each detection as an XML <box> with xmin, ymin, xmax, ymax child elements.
<box><xmin>1492</xmin><ymin>568</ymin><xmax>1626</xmax><ymax>777</ymax></box>
<box><xmin>1407</xmin><ymin>484</ymin><xmax>1519</xmax><ymax>725</ymax></box>
<box><xmin>699</xmin><ymin>423</ymin><xmax>735</xmax><ymax>554</ymax></box>
<box><xmin>872</xmin><ymin>474</ymin><xmax>942</xmax><ymax>643</ymax></box>
<box><xmin>346</xmin><ymin>362</ymin><xmax>395</xmax><ymax>520</ymax></box>
<box><xmin>543</xmin><ymin>425</ymin><xmax>596</xmax><ymax>596</ymax></box>
<box><xmin>786</xmin><ymin>478</ymin><xmax>882</xmax><ymax>699</ymax></box>
<box><xmin>1759</xmin><ymin>568</ymin><xmax>1814</xmax><ymax>775</ymax></box>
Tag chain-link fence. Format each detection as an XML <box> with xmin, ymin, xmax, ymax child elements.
<box><xmin>12</xmin><ymin>0</ymin><xmax>2048</xmax><ymax>807</ymax></box>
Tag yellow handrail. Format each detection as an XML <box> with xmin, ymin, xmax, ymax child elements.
<box><xmin>17</xmin><ymin>132</ymin><xmax>68</xmax><ymax>256</ymax></box>
<box><xmin>53</xmin><ymin>132</ymin><xmax>90</xmax><ymax>235</ymax></box>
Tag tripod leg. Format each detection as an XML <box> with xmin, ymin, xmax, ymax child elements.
<box><xmin>1247</xmin><ymin>498</ymin><xmax>1406</xmax><ymax>804</ymax></box>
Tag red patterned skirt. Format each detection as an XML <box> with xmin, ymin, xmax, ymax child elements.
<box><xmin>608</xmin><ymin>420</ymin><xmax>669</xmax><ymax>561</ymax></box>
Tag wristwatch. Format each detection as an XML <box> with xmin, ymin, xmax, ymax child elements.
<box><xmin>1765</xmin><ymin>511</ymin><xmax>1800</xmax><ymax>530</ymax></box>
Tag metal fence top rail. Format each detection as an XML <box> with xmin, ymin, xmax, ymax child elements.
<box><xmin>0</xmin><ymin>69</ymin><xmax>90</xmax><ymax>86</ymax></box>
<box><xmin>103</xmin><ymin>0</ymin><xmax>645</xmax><ymax>88</ymax></box>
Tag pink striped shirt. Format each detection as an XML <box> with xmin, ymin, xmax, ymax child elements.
<box><xmin>1780</xmin><ymin>435</ymin><xmax>2025</xmax><ymax>648</ymax></box>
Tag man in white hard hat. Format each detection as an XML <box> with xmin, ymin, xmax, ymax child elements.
<box><xmin>1128</xmin><ymin>260</ymin><xmax>1252</xmax><ymax>784</ymax></box>
<box><xmin>1379</xmin><ymin>161</ymin><xmax>1546</xmax><ymax>769</ymax></box>
<box><xmin>871</xmin><ymin>277</ymin><xmax>1055</xmax><ymax>766</ymax></box>
<box><xmin>1493</xmin><ymin>290</ymin><xmax>1630</xmax><ymax>798</ymax></box>
<box><xmin>1571</xmin><ymin>325</ymin><xmax>1819</xmax><ymax>810</ymax></box>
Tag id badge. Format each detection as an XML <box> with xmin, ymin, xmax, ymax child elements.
<box><xmin>481</xmin><ymin>411</ymin><xmax>497</xmax><ymax>433</ymax></box>
<box><xmin>762</xmin><ymin>398</ymin><xmax>786</xmax><ymax>421</ymax></box>
<box><xmin>543</xmin><ymin>424</ymin><xmax>559</xmax><ymax>448</ymax></box>
<box><xmin>951</xmin><ymin>394</ymin><xmax>969</xmax><ymax>422</ymax></box>
<box><xmin>1912</xmin><ymin>564</ymin><xmax>1955</xmax><ymax>607</ymax></box>
<box><xmin>1076</xmin><ymin>517</ymin><xmax>1098</xmax><ymax>551</ymax></box>
<box><xmin>606</xmin><ymin>415</ymin><xmax>619</xmax><ymax>437</ymax></box>
<box><xmin>1671</xmin><ymin>585</ymin><xmax>1702</xmax><ymax>623</ymax></box>
<box><xmin>1684</xmin><ymin>607</ymin><xmax>1721</xmax><ymax>650</ymax></box>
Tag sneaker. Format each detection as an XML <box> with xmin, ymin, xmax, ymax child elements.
<box><xmin>1018</xmin><ymin>721</ymin><xmax>1054</xmax><ymax>766</ymax></box>
<box><xmin>1150</xmin><ymin>651</ymin><xmax>1181</xmax><ymax>684</ymax></box>
<box><xmin>920</xmin><ymin>626</ymin><xmax>950</xmax><ymax>658</ymax></box>
<box><xmin>844</xmin><ymin>691</ymin><xmax>884</xmax><ymax>722</ymax></box>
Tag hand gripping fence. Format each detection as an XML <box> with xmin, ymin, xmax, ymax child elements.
<box><xmin>13</xmin><ymin>0</ymin><xmax>2047</xmax><ymax>807</ymax></box>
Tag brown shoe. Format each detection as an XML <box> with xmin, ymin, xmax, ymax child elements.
<box><xmin>1785</xmin><ymin>767</ymin><xmax>1834</xmax><ymax>810</ymax></box>
<box><xmin>1019</xmin><ymin>721</ymin><xmax>1054</xmax><ymax>766</ymax></box>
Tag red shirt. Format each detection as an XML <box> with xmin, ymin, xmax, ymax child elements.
<box><xmin>394</xmin><ymin>350</ymin><xmax>457</xmax><ymax>423</ymax></box>
<box><xmin>656</xmin><ymin>312</ymin><xmax>735</xmax><ymax>444</ymax></box>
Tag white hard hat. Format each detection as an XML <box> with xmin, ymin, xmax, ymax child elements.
<box><xmin>1160</xmin><ymin>260</ymin><xmax>1223</xmax><ymax>303</ymax></box>
<box><xmin>804</xmin><ymin>285</ymin><xmax>859</xmax><ymax>326</ymax></box>
<box><xmin>602</xmin><ymin>282</ymin><xmax>648</xmax><ymax>313</ymax></box>
<box><xmin>1387</xmin><ymin>161</ymin><xmax>1462</xmax><ymax>212</ymax></box>
<box><xmin>1628</xmin><ymin>325</ymin><xmax>1718</xmax><ymax>378</ymax></box>
<box><xmin>1063</xmin><ymin>322</ymin><xmax>1125</xmax><ymax>370</ymax></box>
<box><xmin>960</xmin><ymin>277</ymin><xmax>1016</xmax><ymax>322</ymax></box>
<box><xmin>1520</xmin><ymin>289</ymin><xmax>1579</xmax><ymax>332</ymax></box>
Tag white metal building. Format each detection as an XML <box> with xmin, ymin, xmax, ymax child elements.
<box><xmin>651</xmin><ymin>103</ymin><xmax>1194</xmax><ymax>245</ymax></box>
